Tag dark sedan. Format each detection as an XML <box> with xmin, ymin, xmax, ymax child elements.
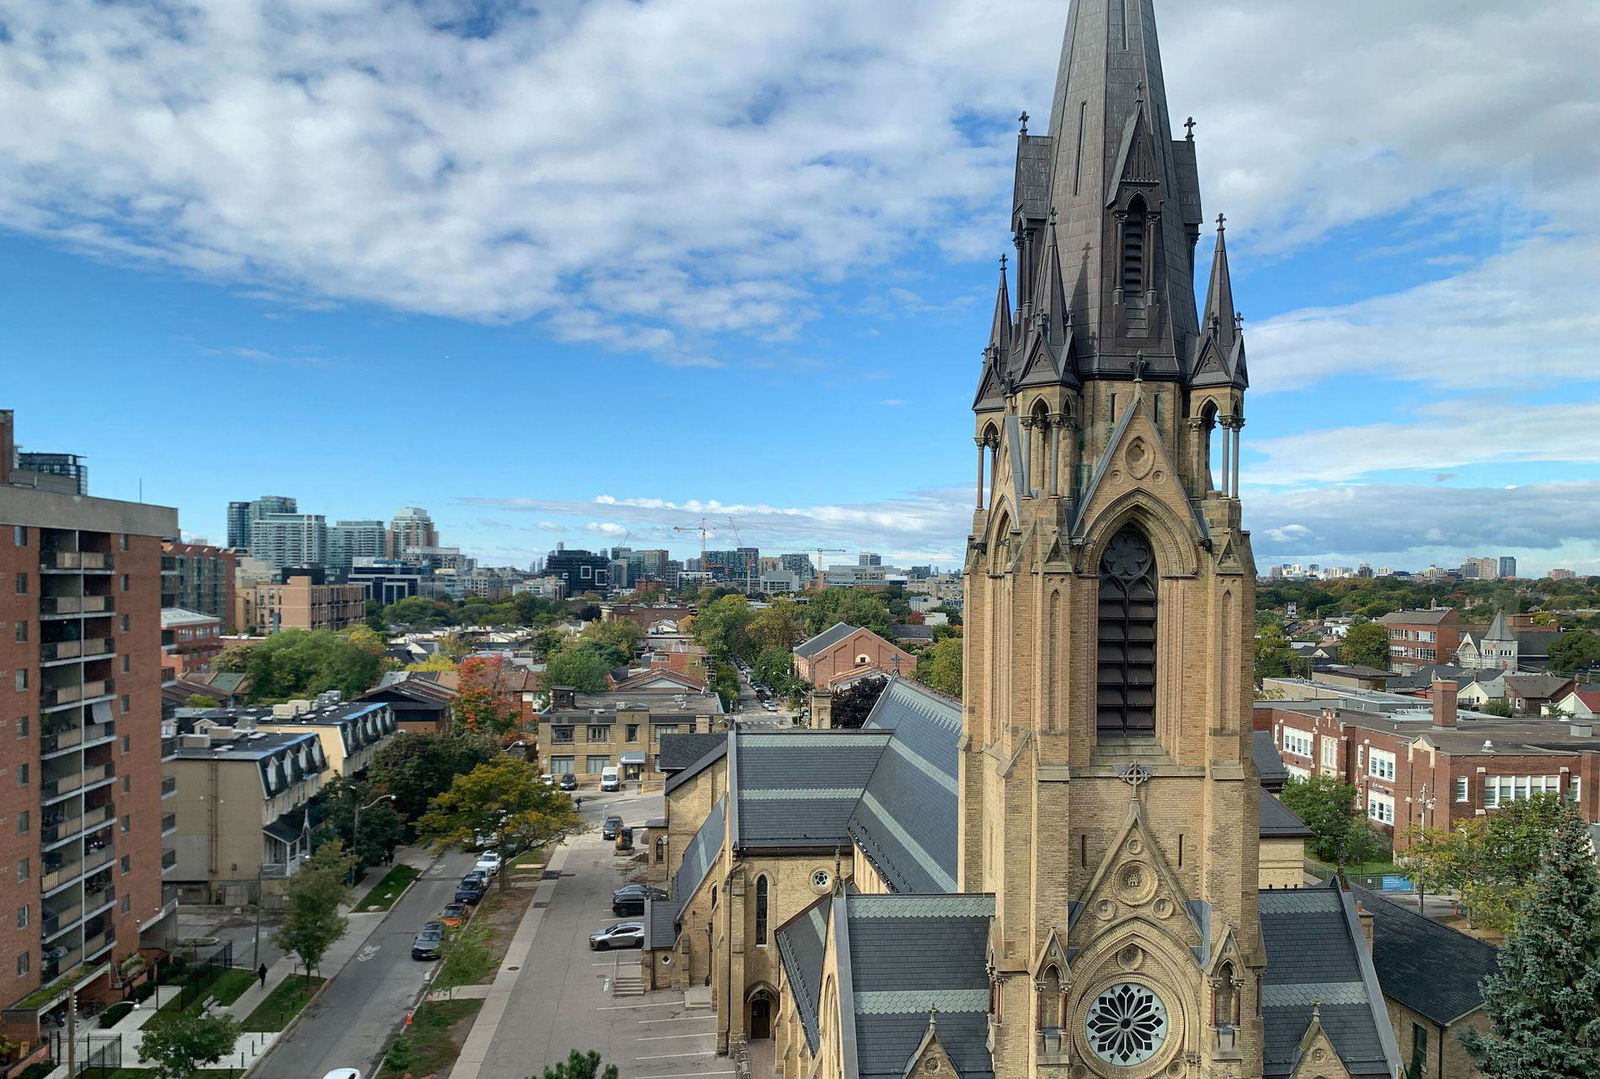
<box><xmin>411</xmin><ymin>921</ymin><xmax>445</xmax><ymax>960</ymax></box>
<box><xmin>612</xmin><ymin>883</ymin><xmax>668</xmax><ymax>916</ymax></box>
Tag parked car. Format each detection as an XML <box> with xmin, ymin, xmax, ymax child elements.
<box><xmin>474</xmin><ymin>852</ymin><xmax>502</xmax><ymax>878</ymax></box>
<box><xmin>763</xmin><ymin>701</ymin><xmax>777</xmax><ymax>711</ymax></box>
<box><xmin>612</xmin><ymin>883</ymin><xmax>668</xmax><ymax>916</ymax></box>
<box><xmin>601</xmin><ymin>816</ymin><xmax>624</xmax><ymax>841</ymax></box>
<box><xmin>456</xmin><ymin>873</ymin><xmax>488</xmax><ymax>904</ymax></box>
<box><xmin>540</xmin><ymin>773</ymin><xmax>557</xmax><ymax>787</ymax></box>
<box><xmin>412</xmin><ymin>921</ymin><xmax>445</xmax><ymax>960</ymax></box>
<box><xmin>438</xmin><ymin>903</ymin><xmax>469</xmax><ymax>929</ymax></box>
<box><xmin>589</xmin><ymin>922</ymin><xmax>645</xmax><ymax>950</ymax></box>
<box><xmin>321</xmin><ymin>1070</ymin><xmax>361</xmax><ymax>1079</ymax></box>
<box><xmin>558</xmin><ymin>774</ymin><xmax>579</xmax><ymax>792</ymax></box>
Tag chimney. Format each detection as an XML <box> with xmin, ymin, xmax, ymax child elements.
<box><xmin>1570</xmin><ymin>722</ymin><xmax>1593</xmax><ymax>739</ymax></box>
<box><xmin>0</xmin><ymin>409</ymin><xmax>14</xmax><ymax>483</ymax></box>
<box><xmin>811</xmin><ymin>689</ymin><xmax>833</xmax><ymax>730</ymax></box>
<box><xmin>1432</xmin><ymin>676</ymin><xmax>1458</xmax><ymax>728</ymax></box>
<box><xmin>1355</xmin><ymin>901</ymin><xmax>1374</xmax><ymax>951</ymax></box>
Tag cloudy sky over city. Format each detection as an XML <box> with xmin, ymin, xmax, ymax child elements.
<box><xmin>2</xmin><ymin>0</ymin><xmax>1597</xmax><ymax>572</ymax></box>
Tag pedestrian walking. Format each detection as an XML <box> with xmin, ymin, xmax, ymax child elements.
<box><xmin>256</xmin><ymin>963</ymin><xmax>268</xmax><ymax>988</ymax></box>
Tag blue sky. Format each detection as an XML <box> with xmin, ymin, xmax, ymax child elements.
<box><xmin>2</xmin><ymin>0</ymin><xmax>1598</xmax><ymax>574</ymax></box>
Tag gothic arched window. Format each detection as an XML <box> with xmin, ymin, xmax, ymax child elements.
<box><xmin>754</xmin><ymin>876</ymin><xmax>770</xmax><ymax>945</ymax></box>
<box><xmin>1122</xmin><ymin>198</ymin><xmax>1147</xmax><ymax>292</ymax></box>
<box><xmin>1097</xmin><ymin>526</ymin><xmax>1157</xmax><ymax>733</ymax></box>
<box><xmin>1037</xmin><ymin>965</ymin><xmax>1063</xmax><ymax>1031</ymax></box>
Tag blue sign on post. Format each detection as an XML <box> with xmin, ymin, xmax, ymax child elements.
<box><xmin>1380</xmin><ymin>875</ymin><xmax>1414</xmax><ymax>893</ymax></box>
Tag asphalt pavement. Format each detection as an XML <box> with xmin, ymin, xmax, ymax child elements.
<box><xmin>254</xmin><ymin>847</ymin><xmax>478</xmax><ymax>1079</ymax></box>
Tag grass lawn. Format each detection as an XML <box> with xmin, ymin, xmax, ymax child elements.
<box><xmin>209</xmin><ymin>968</ymin><xmax>258</xmax><ymax>1006</ymax></box>
<box><xmin>238</xmin><ymin>974</ymin><xmax>325</xmax><ymax>1032</ymax></box>
<box><xmin>375</xmin><ymin>999</ymin><xmax>482</xmax><ymax>1079</ymax></box>
<box><xmin>357</xmin><ymin>865</ymin><xmax>420</xmax><ymax>912</ymax></box>
<box><xmin>508</xmin><ymin>843</ymin><xmax>552</xmax><ymax>871</ymax></box>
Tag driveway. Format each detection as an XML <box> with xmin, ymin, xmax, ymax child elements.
<box><xmin>253</xmin><ymin>848</ymin><xmax>478</xmax><ymax>1079</ymax></box>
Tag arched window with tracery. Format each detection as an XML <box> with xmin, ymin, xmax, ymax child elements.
<box><xmin>1097</xmin><ymin>525</ymin><xmax>1157</xmax><ymax>734</ymax></box>
<box><xmin>1213</xmin><ymin>961</ymin><xmax>1240</xmax><ymax>1028</ymax></box>
<box><xmin>1122</xmin><ymin>197</ymin><xmax>1148</xmax><ymax>292</ymax></box>
<box><xmin>754</xmin><ymin>876</ymin><xmax>769</xmax><ymax>945</ymax></box>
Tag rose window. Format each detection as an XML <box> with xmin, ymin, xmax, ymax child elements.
<box><xmin>1085</xmin><ymin>982</ymin><xmax>1169</xmax><ymax>1066</ymax></box>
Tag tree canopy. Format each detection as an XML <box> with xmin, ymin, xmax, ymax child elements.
<box><xmin>1278</xmin><ymin>775</ymin><xmax>1387</xmax><ymax>866</ymax></box>
<box><xmin>369</xmin><ymin>730</ymin><xmax>499</xmax><ymax>825</ymax></box>
<box><xmin>539</xmin><ymin>639</ymin><xmax>614</xmax><ymax>694</ymax></box>
<box><xmin>915</xmin><ymin>637</ymin><xmax>963</xmax><ymax>697</ymax></box>
<box><xmin>1405</xmin><ymin>792</ymin><xmax>1570</xmax><ymax>932</ymax></box>
<box><xmin>139</xmin><ymin>1012</ymin><xmax>242</xmax><ymax>1078</ymax></box>
<box><xmin>419</xmin><ymin>757</ymin><xmax>583</xmax><ymax>888</ymax></box>
<box><xmin>272</xmin><ymin>840</ymin><xmax>355</xmax><ymax>977</ymax></box>
<box><xmin>529</xmin><ymin>1050</ymin><xmax>619</xmax><ymax>1079</ymax></box>
<box><xmin>232</xmin><ymin>629</ymin><xmax>385</xmax><ymax>702</ymax></box>
<box><xmin>1460</xmin><ymin>808</ymin><xmax>1600</xmax><ymax>1077</ymax></box>
<box><xmin>1547</xmin><ymin>629</ymin><xmax>1600</xmax><ymax>675</ymax></box>
<box><xmin>1340</xmin><ymin>620</ymin><xmax>1391</xmax><ymax>670</ymax></box>
<box><xmin>318</xmin><ymin>774</ymin><xmax>405</xmax><ymax>867</ymax></box>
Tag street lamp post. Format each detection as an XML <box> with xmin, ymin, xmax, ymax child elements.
<box><xmin>352</xmin><ymin>794</ymin><xmax>397</xmax><ymax>885</ymax></box>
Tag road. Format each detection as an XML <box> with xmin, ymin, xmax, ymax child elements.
<box><xmin>731</xmin><ymin>666</ymin><xmax>797</xmax><ymax>728</ymax></box>
<box><xmin>255</xmin><ymin>848</ymin><xmax>477</xmax><ymax>1079</ymax></box>
<box><xmin>469</xmin><ymin>787</ymin><xmax>727</xmax><ymax>1079</ymax></box>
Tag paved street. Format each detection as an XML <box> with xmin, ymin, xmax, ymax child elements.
<box><xmin>460</xmin><ymin>787</ymin><xmax>727</xmax><ymax>1079</ymax></box>
<box><xmin>255</xmin><ymin>847</ymin><xmax>477</xmax><ymax>1079</ymax></box>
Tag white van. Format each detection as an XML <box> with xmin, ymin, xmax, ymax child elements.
<box><xmin>599</xmin><ymin>766</ymin><xmax>620</xmax><ymax>792</ymax></box>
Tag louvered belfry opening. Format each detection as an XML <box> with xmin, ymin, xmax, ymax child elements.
<box><xmin>1097</xmin><ymin>526</ymin><xmax>1158</xmax><ymax>733</ymax></box>
<box><xmin>1121</xmin><ymin>198</ymin><xmax>1147</xmax><ymax>291</ymax></box>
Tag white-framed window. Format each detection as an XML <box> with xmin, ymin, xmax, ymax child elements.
<box><xmin>1569</xmin><ymin>777</ymin><xmax>1582</xmax><ymax>804</ymax></box>
<box><xmin>1282</xmin><ymin>729</ymin><xmax>1313</xmax><ymax>759</ymax></box>
<box><xmin>1367</xmin><ymin>790</ymin><xmax>1395</xmax><ymax>825</ymax></box>
<box><xmin>1320</xmin><ymin>737</ymin><xmax>1339</xmax><ymax>771</ymax></box>
<box><xmin>1483</xmin><ymin>775</ymin><xmax>1561</xmax><ymax>808</ymax></box>
<box><xmin>1455</xmin><ymin>776</ymin><xmax>1469</xmax><ymax>802</ymax></box>
<box><xmin>1286</xmin><ymin>764</ymin><xmax>1311</xmax><ymax>781</ymax></box>
<box><xmin>1368</xmin><ymin>749</ymin><xmax>1396</xmax><ymax>782</ymax></box>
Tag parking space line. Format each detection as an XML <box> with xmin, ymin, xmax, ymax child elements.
<box><xmin>634</xmin><ymin>1072</ymin><xmax>735</xmax><ymax>1079</ymax></box>
<box><xmin>598</xmin><ymin>1000</ymin><xmax>682</xmax><ymax>1011</ymax></box>
<box><xmin>638</xmin><ymin>1016</ymin><xmax>717</xmax><ymax>1024</ymax></box>
<box><xmin>639</xmin><ymin>1032</ymin><xmax>718</xmax><ymax>1041</ymax></box>
<box><xmin>636</xmin><ymin>1051</ymin><xmax>719</xmax><ymax>1060</ymax></box>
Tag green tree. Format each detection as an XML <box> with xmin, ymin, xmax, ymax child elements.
<box><xmin>185</xmin><ymin>694</ymin><xmax>219</xmax><ymax>708</ymax></box>
<box><xmin>272</xmin><ymin>841</ymin><xmax>355</xmax><ymax>977</ymax></box>
<box><xmin>1460</xmin><ymin>808</ymin><xmax>1600</xmax><ymax>1077</ymax></box>
<box><xmin>529</xmin><ymin>1049</ymin><xmax>619</xmax><ymax>1079</ymax></box>
<box><xmin>1278</xmin><ymin>775</ymin><xmax>1387</xmax><ymax>866</ymax></box>
<box><xmin>752</xmin><ymin>647</ymin><xmax>794</xmax><ymax>688</ymax></box>
<box><xmin>802</xmin><ymin>589</ymin><xmax>893</xmax><ymax>638</ymax></box>
<box><xmin>915</xmin><ymin>637</ymin><xmax>963</xmax><ymax>697</ymax></box>
<box><xmin>693</xmin><ymin>594</ymin><xmax>756</xmax><ymax>660</ymax></box>
<box><xmin>1253</xmin><ymin>622</ymin><xmax>1298</xmax><ymax>681</ymax></box>
<box><xmin>1406</xmin><ymin>793</ymin><xmax>1570</xmax><ymax>932</ymax></box>
<box><xmin>435</xmin><ymin>924</ymin><xmax>495</xmax><ymax>999</ymax></box>
<box><xmin>369</xmin><ymin>730</ymin><xmax>498</xmax><ymax>825</ymax></box>
<box><xmin>539</xmin><ymin>641</ymin><xmax>613</xmax><ymax>694</ymax></box>
<box><xmin>243</xmin><ymin>629</ymin><xmax>383</xmax><ymax>701</ymax></box>
<box><xmin>139</xmin><ymin>1012</ymin><xmax>242</xmax><ymax>1078</ymax></box>
<box><xmin>383</xmin><ymin>595</ymin><xmax>456</xmax><ymax>629</ymax></box>
<box><xmin>1548</xmin><ymin>629</ymin><xmax>1600</xmax><ymax>676</ymax></box>
<box><xmin>580</xmin><ymin>619</ymin><xmax>644</xmax><ymax>662</ymax></box>
<box><xmin>318</xmin><ymin>774</ymin><xmax>405</xmax><ymax>867</ymax></box>
<box><xmin>748</xmin><ymin>601</ymin><xmax>806</xmax><ymax>653</ymax></box>
<box><xmin>419</xmin><ymin>757</ymin><xmax>583</xmax><ymax>890</ymax></box>
<box><xmin>1340</xmin><ymin>621</ymin><xmax>1391</xmax><ymax>670</ymax></box>
<box><xmin>213</xmin><ymin>645</ymin><xmax>254</xmax><ymax>673</ymax></box>
<box><xmin>1480</xmin><ymin>696</ymin><xmax>1515</xmax><ymax>718</ymax></box>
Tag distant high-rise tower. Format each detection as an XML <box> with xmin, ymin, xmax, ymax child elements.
<box><xmin>250</xmin><ymin>512</ymin><xmax>327</xmax><ymax>572</ymax></box>
<box><xmin>226</xmin><ymin>495</ymin><xmax>298</xmax><ymax>550</ymax></box>
<box><xmin>387</xmin><ymin>507</ymin><xmax>439</xmax><ymax>558</ymax></box>
<box><xmin>329</xmin><ymin>520</ymin><xmax>389</xmax><ymax>578</ymax></box>
<box><xmin>1498</xmin><ymin>556</ymin><xmax>1518</xmax><ymax>579</ymax></box>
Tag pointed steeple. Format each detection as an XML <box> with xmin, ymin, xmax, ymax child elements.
<box><xmin>1192</xmin><ymin>212</ymin><xmax>1248</xmax><ymax>390</ymax></box>
<box><xmin>1485</xmin><ymin>611</ymin><xmax>1513</xmax><ymax>642</ymax></box>
<box><xmin>1013</xmin><ymin>0</ymin><xmax>1203</xmax><ymax>383</ymax></box>
<box><xmin>988</xmin><ymin>256</ymin><xmax>1013</xmax><ymax>360</ymax></box>
<box><xmin>1203</xmin><ymin>214</ymin><xmax>1236</xmax><ymax>348</ymax></box>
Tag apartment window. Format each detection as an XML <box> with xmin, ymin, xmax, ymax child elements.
<box><xmin>586</xmin><ymin>755</ymin><xmax>610</xmax><ymax>774</ymax></box>
<box><xmin>16</xmin><ymin>857</ymin><xmax>27</xmax><ymax>883</ymax></box>
<box><xmin>119</xmin><ymin>534</ymin><xmax>128</xmax><ymax>551</ymax></box>
<box><xmin>119</xmin><ymin>574</ymin><xmax>129</xmax><ymax>593</ymax></box>
<box><xmin>1455</xmin><ymin>776</ymin><xmax>1469</xmax><ymax>802</ymax></box>
<box><xmin>13</xmin><ymin>623</ymin><xmax>24</xmax><ymax>644</ymax></box>
<box><xmin>15</xmin><ymin>906</ymin><xmax>26</xmax><ymax>929</ymax></box>
<box><xmin>119</xmin><ymin>695</ymin><xmax>130</xmax><ymax>715</ymax></box>
<box><xmin>120</xmin><ymin>615</ymin><xmax>129</xmax><ymax>632</ymax></box>
<box><xmin>625</xmin><ymin>724</ymin><xmax>640</xmax><ymax>742</ymax></box>
<box><xmin>120</xmin><ymin>815</ymin><xmax>131</xmax><ymax>834</ymax></box>
<box><xmin>1320</xmin><ymin>737</ymin><xmax>1338</xmax><ymax>771</ymax></box>
<box><xmin>16</xmin><ymin>953</ymin><xmax>27</xmax><ymax>977</ymax></box>
<box><xmin>655</xmin><ymin>724</ymin><xmax>680</xmax><ymax>737</ymax></box>
<box><xmin>120</xmin><ymin>734</ymin><xmax>130</xmax><ymax>754</ymax></box>
<box><xmin>121</xmin><ymin>776</ymin><xmax>131</xmax><ymax>794</ymax></box>
<box><xmin>15</xmin><ymin>810</ymin><xmax>26</xmax><ymax>834</ymax></box>
<box><xmin>13</xmin><ymin>573</ymin><xmax>25</xmax><ymax>595</ymax></box>
<box><xmin>14</xmin><ymin>670</ymin><xmax>26</xmax><ymax>692</ymax></box>
<box><xmin>16</xmin><ymin>716</ymin><xmax>26</xmax><ymax>739</ymax></box>
<box><xmin>586</xmin><ymin>725</ymin><xmax>609</xmax><ymax>743</ymax></box>
<box><xmin>1366</xmin><ymin>790</ymin><xmax>1395</xmax><ymax>826</ymax></box>
<box><xmin>550</xmin><ymin>725</ymin><xmax>574</xmax><ymax>745</ymax></box>
<box><xmin>548</xmin><ymin>756</ymin><xmax>574</xmax><ymax>775</ymax></box>
<box><xmin>1368</xmin><ymin>749</ymin><xmax>1396</xmax><ymax>783</ymax></box>
<box><xmin>1570</xmin><ymin>777</ymin><xmax>1582</xmax><ymax>804</ymax></box>
<box><xmin>121</xmin><ymin>656</ymin><xmax>130</xmax><ymax>674</ymax></box>
<box><xmin>11</xmin><ymin>526</ymin><xmax>24</xmax><ymax>547</ymax></box>
<box><xmin>15</xmin><ymin>763</ymin><xmax>26</xmax><ymax>787</ymax></box>
<box><xmin>1282</xmin><ymin>729</ymin><xmax>1313</xmax><ymax>759</ymax></box>
<box><xmin>120</xmin><ymin>895</ymin><xmax>131</xmax><ymax>915</ymax></box>
<box><xmin>120</xmin><ymin>855</ymin><xmax>130</xmax><ymax>874</ymax></box>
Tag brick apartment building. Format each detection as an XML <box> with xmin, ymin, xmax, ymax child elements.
<box><xmin>536</xmin><ymin>685</ymin><xmax>724</xmax><ymax>783</ymax></box>
<box><xmin>160</xmin><ymin>541</ymin><xmax>236</xmax><ymax>630</ymax></box>
<box><xmin>1377</xmin><ymin>608</ymin><xmax>1468</xmax><ymax>671</ymax></box>
<box><xmin>0</xmin><ymin>410</ymin><xmax>178</xmax><ymax>1043</ymax></box>
<box><xmin>159</xmin><ymin>608</ymin><xmax>224</xmax><ymax>678</ymax></box>
<box><xmin>236</xmin><ymin>574</ymin><xmax>365</xmax><ymax>634</ymax></box>
<box><xmin>1257</xmin><ymin>678</ymin><xmax>1596</xmax><ymax>852</ymax></box>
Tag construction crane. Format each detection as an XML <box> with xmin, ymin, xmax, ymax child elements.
<box><xmin>672</xmin><ymin>517</ymin><xmax>714</xmax><ymax>563</ymax></box>
<box><xmin>802</xmin><ymin>547</ymin><xmax>847</xmax><ymax>590</ymax></box>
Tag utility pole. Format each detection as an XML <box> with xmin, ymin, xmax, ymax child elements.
<box><xmin>66</xmin><ymin>989</ymin><xmax>77</xmax><ymax>1078</ymax></box>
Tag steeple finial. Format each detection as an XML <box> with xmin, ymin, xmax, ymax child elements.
<box><xmin>1216</xmin><ymin>211</ymin><xmax>1226</xmax><ymax>233</ymax></box>
<box><xmin>1184</xmin><ymin>116</ymin><xmax>1196</xmax><ymax>141</ymax></box>
<box><xmin>928</xmin><ymin>1002</ymin><xmax>939</xmax><ymax>1032</ymax></box>
<box><xmin>1018</xmin><ymin>111</ymin><xmax>1030</xmax><ymax>134</ymax></box>
<box><xmin>1203</xmin><ymin>214</ymin><xmax>1238</xmax><ymax>352</ymax></box>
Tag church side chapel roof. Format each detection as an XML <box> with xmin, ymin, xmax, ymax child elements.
<box><xmin>775</xmin><ymin>896</ymin><xmax>832</xmax><ymax>1054</ymax></box>
<box><xmin>733</xmin><ymin>731</ymin><xmax>892</xmax><ymax>849</ymax></box>
<box><xmin>849</xmin><ymin>677</ymin><xmax>962</xmax><ymax>892</ymax></box>
<box><xmin>1259</xmin><ymin>883</ymin><xmax>1402</xmax><ymax>1077</ymax></box>
<box><xmin>673</xmin><ymin>794</ymin><xmax>726</xmax><ymax>902</ymax></box>
<box><xmin>1349</xmin><ymin>887</ymin><xmax>1498</xmax><ymax>1026</ymax></box>
<box><xmin>1259</xmin><ymin>791</ymin><xmax>1311</xmax><ymax>838</ymax></box>
<box><xmin>1251</xmin><ymin>730</ymin><xmax>1289</xmax><ymax>787</ymax></box>
<box><xmin>842</xmin><ymin>894</ymin><xmax>997</xmax><ymax>1079</ymax></box>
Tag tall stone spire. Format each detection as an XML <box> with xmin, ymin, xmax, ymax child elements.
<box><xmin>987</xmin><ymin>257</ymin><xmax>1013</xmax><ymax>359</ymax></box>
<box><xmin>1012</xmin><ymin>0</ymin><xmax>1204</xmax><ymax>383</ymax></box>
<box><xmin>1193</xmin><ymin>212</ymin><xmax>1248</xmax><ymax>389</ymax></box>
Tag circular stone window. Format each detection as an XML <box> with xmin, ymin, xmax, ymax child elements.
<box><xmin>811</xmin><ymin>869</ymin><xmax>833</xmax><ymax>891</ymax></box>
<box><xmin>1085</xmin><ymin>983</ymin><xmax>1169</xmax><ymax>1067</ymax></box>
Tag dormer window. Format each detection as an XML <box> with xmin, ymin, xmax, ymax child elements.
<box><xmin>1121</xmin><ymin>199</ymin><xmax>1147</xmax><ymax>291</ymax></box>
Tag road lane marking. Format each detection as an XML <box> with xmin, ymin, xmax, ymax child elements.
<box><xmin>355</xmin><ymin>945</ymin><xmax>381</xmax><ymax>962</ymax></box>
<box><xmin>597</xmin><ymin>1001</ymin><xmax>682</xmax><ymax>1011</ymax></box>
<box><xmin>638</xmin><ymin>1016</ymin><xmax>717</xmax><ymax>1024</ymax></box>
<box><xmin>636</xmin><ymin>1052</ymin><xmax>718</xmax><ymax>1060</ymax></box>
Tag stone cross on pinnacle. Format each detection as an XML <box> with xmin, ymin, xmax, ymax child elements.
<box><xmin>1018</xmin><ymin>111</ymin><xmax>1029</xmax><ymax>134</ymax></box>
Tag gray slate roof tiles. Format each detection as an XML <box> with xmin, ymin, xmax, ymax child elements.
<box><xmin>1259</xmin><ymin>791</ymin><xmax>1312</xmax><ymax>838</ymax></box>
<box><xmin>1350</xmin><ymin>886</ymin><xmax>1498</xmax><ymax>1025</ymax></box>
<box><xmin>774</xmin><ymin>898</ymin><xmax>831</xmax><ymax>1053</ymax></box>
<box><xmin>794</xmin><ymin>622</ymin><xmax>860</xmax><ymax>659</ymax></box>
<box><xmin>673</xmin><ymin>795</ymin><xmax>726</xmax><ymax>903</ymax></box>
<box><xmin>735</xmin><ymin>732</ymin><xmax>891</xmax><ymax>849</ymax></box>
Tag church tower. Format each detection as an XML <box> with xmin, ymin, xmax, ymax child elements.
<box><xmin>962</xmin><ymin>0</ymin><xmax>1260</xmax><ymax>1076</ymax></box>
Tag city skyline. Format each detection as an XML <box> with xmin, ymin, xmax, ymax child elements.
<box><xmin>2</xmin><ymin>1</ymin><xmax>1597</xmax><ymax>574</ymax></box>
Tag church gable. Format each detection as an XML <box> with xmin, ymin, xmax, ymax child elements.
<box><xmin>1069</xmin><ymin>803</ymin><xmax>1202</xmax><ymax>959</ymax></box>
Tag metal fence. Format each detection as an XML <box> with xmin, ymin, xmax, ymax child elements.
<box><xmin>79</xmin><ymin>1034</ymin><xmax>122</xmax><ymax>1079</ymax></box>
<box><xmin>165</xmin><ymin>939</ymin><xmax>236</xmax><ymax>1013</ymax></box>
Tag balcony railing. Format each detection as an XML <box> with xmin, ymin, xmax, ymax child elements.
<box><xmin>42</xmin><ymin>803</ymin><xmax>113</xmax><ymax>846</ymax></box>
<box><xmin>40</xmin><ymin>638</ymin><xmax>114</xmax><ymax>663</ymax></box>
<box><xmin>41</xmin><ymin>679</ymin><xmax>113</xmax><ymax>708</ymax></box>
<box><xmin>161</xmin><ymin>814</ymin><xmax>177</xmax><ymax>835</ymax></box>
<box><xmin>39</xmin><ymin>596</ymin><xmax>113</xmax><ymax>616</ymax></box>
<box><xmin>83</xmin><ymin>883</ymin><xmax>115</xmax><ymax>916</ymax></box>
<box><xmin>44</xmin><ymin>764</ymin><xmax>109</xmax><ymax>801</ymax></box>
<box><xmin>82</xmin><ymin>931</ymin><xmax>112</xmax><ymax>959</ymax></box>
<box><xmin>43</xmin><ymin>721</ymin><xmax>114</xmax><ymax>756</ymax></box>
<box><xmin>41</xmin><ymin>902</ymin><xmax>82</xmax><ymax>940</ymax></box>
<box><xmin>40</xmin><ymin>552</ymin><xmax>113</xmax><ymax>572</ymax></box>
<box><xmin>161</xmin><ymin>736</ymin><xmax>179</xmax><ymax>760</ymax></box>
<box><xmin>161</xmin><ymin>776</ymin><xmax>177</xmax><ymax>797</ymax></box>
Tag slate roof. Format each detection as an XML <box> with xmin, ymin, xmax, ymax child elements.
<box><xmin>794</xmin><ymin>622</ymin><xmax>860</xmax><ymax>659</ymax></box>
<box><xmin>1378</xmin><ymin>609</ymin><xmax>1456</xmax><ymax>626</ymax></box>
<box><xmin>656</xmin><ymin>732</ymin><xmax>727</xmax><ymax>775</ymax></box>
<box><xmin>1252</xmin><ymin>730</ymin><xmax>1289</xmax><ymax>789</ymax></box>
<box><xmin>1502</xmin><ymin>674</ymin><xmax>1570</xmax><ymax>699</ymax></box>
<box><xmin>673</xmin><ymin>795</ymin><xmax>726</xmax><ymax>903</ymax></box>
<box><xmin>643</xmin><ymin>895</ymin><xmax>683</xmax><ymax>951</ymax></box>
<box><xmin>1259</xmin><ymin>883</ymin><xmax>1402</xmax><ymax>1077</ymax></box>
<box><xmin>890</xmin><ymin>624</ymin><xmax>935</xmax><ymax>641</ymax></box>
<box><xmin>848</xmin><ymin>678</ymin><xmax>961</xmax><ymax>892</ymax></box>
<box><xmin>774</xmin><ymin>897</ymin><xmax>831</xmax><ymax>1053</ymax></box>
<box><xmin>841</xmin><ymin>894</ymin><xmax>996</xmax><ymax>1079</ymax></box>
<box><xmin>1514</xmin><ymin>630</ymin><xmax>1562</xmax><ymax>657</ymax></box>
<box><xmin>1350</xmin><ymin>887</ymin><xmax>1498</xmax><ymax>1025</ymax></box>
<box><xmin>733</xmin><ymin>731</ymin><xmax>891</xmax><ymax>849</ymax></box>
<box><xmin>1260</xmin><ymin>791</ymin><xmax>1311</xmax><ymax>838</ymax></box>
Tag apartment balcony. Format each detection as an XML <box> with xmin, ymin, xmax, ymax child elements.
<box><xmin>82</xmin><ymin>931</ymin><xmax>113</xmax><ymax>961</ymax></box>
<box><xmin>40</xmin><ymin>947</ymin><xmax>83</xmax><ymax>984</ymax></box>
<box><xmin>161</xmin><ymin>736</ymin><xmax>180</xmax><ymax>760</ymax></box>
<box><xmin>41</xmin><ymin>678</ymin><xmax>114</xmax><ymax>710</ymax></box>
<box><xmin>161</xmin><ymin>775</ymin><xmax>177</xmax><ymax>798</ymax></box>
<box><xmin>42</xmin><ymin>845</ymin><xmax>112</xmax><ymax>896</ymax></box>
<box><xmin>40</xmin><ymin>638</ymin><xmax>115</xmax><ymax>664</ymax></box>
<box><xmin>41</xmin><ymin>902</ymin><xmax>82</xmax><ymax>940</ymax></box>
<box><xmin>43</xmin><ymin>764</ymin><xmax>111</xmax><ymax>803</ymax></box>
<box><xmin>43</xmin><ymin>721</ymin><xmax>115</xmax><ymax>758</ymax></box>
<box><xmin>39</xmin><ymin>595</ymin><xmax>114</xmax><ymax>618</ymax></box>
<box><xmin>82</xmin><ymin>881</ymin><xmax>116</xmax><ymax>921</ymax></box>
<box><xmin>161</xmin><ymin>849</ymin><xmax>178</xmax><ymax>873</ymax></box>
<box><xmin>42</xmin><ymin>804</ymin><xmax>114</xmax><ymax>848</ymax></box>
<box><xmin>40</xmin><ymin>551</ymin><xmax>114</xmax><ymax>572</ymax></box>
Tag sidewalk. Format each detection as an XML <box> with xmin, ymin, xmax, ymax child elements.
<box><xmin>45</xmin><ymin>845</ymin><xmax>439</xmax><ymax>1079</ymax></box>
